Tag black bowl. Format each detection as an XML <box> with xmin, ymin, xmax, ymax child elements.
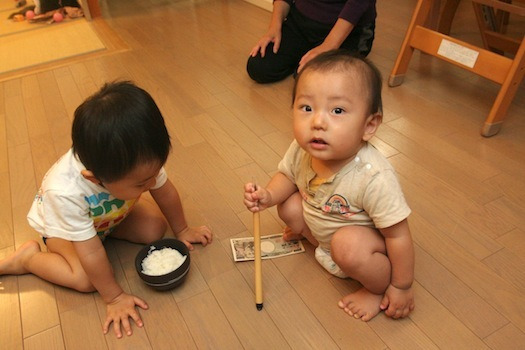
<box><xmin>135</xmin><ymin>238</ymin><xmax>190</xmax><ymax>291</ymax></box>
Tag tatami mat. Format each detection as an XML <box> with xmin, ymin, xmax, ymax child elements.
<box><xmin>0</xmin><ymin>0</ymin><xmax>18</xmax><ymax>12</ymax></box>
<box><xmin>0</xmin><ymin>18</ymin><xmax>106</xmax><ymax>75</ymax></box>
<box><xmin>1</xmin><ymin>8</ymin><xmax>50</xmax><ymax>38</ymax></box>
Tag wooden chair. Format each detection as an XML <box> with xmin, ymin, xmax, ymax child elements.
<box><xmin>389</xmin><ymin>0</ymin><xmax>525</xmax><ymax>137</ymax></box>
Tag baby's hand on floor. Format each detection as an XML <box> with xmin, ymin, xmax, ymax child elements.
<box><xmin>177</xmin><ymin>226</ymin><xmax>213</xmax><ymax>250</ymax></box>
<box><xmin>380</xmin><ymin>284</ymin><xmax>415</xmax><ymax>319</ymax></box>
<box><xmin>104</xmin><ymin>292</ymin><xmax>148</xmax><ymax>338</ymax></box>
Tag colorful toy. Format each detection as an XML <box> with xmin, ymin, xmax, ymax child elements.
<box><xmin>25</xmin><ymin>10</ymin><xmax>35</xmax><ymax>20</ymax></box>
<box><xmin>52</xmin><ymin>11</ymin><xmax>63</xmax><ymax>22</ymax></box>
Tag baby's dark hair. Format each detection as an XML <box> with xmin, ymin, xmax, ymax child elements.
<box><xmin>293</xmin><ymin>49</ymin><xmax>383</xmax><ymax>116</ymax></box>
<box><xmin>72</xmin><ymin>81</ymin><xmax>171</xmax><ymax>183</ymax></box>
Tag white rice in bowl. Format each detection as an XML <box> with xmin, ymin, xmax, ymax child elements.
<box><xmin>141</xmin><ymin>246</ymin><xmax>187</xmax><ymax>276</ymax></box>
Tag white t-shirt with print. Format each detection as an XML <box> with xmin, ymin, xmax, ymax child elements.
<box><xmin>278</xmin><ymin>140</ymin><xmax>411</xmax><ymax>250</ymax></box>
<box><xmin>27</xmin><ymin>149</ymin><xmax>167</xmax><ymax>241</ymax></box>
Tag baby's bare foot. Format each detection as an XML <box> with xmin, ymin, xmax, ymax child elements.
<box><xmin>282</xmin><ymin>226</ymin><xmax>303</xmax><ymax>241</ymax></box>
<box><xmin>338</xmin><ymin>287</ymin><xmax>383</xmax><ymax>321</ymax></box>
<box><xmin>0</xmin><ymin>240</ymin><xmax>41</xmax><ymax>275</ymax></box>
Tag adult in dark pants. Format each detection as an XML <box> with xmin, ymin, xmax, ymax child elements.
<box><xmin>246</xmin><ymin>0</ymin><xmax>376</xmax><ymax>84</ymax></box>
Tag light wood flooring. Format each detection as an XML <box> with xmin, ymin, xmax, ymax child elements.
<box><xmin>1</xmin><ymin>0</ymin><xmax>524</xmax><ymax>349</ymax></box>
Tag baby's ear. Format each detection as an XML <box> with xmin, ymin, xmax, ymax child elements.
<box><xmin>362</xmin><ymin>113</ymin><xmax>382</xmax><ymax>141</ymax></box>
<box><xmin>81</xmin><ymin>170</ymin><xmax>102</xmax><ymax>185</ymax></box>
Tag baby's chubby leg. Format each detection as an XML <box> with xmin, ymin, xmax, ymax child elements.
<box><xmin>331</xmin><ymin>226</ymin><xmax>391</xmax><ymax>321</ymax></box>
<box><xmin>0</xmin><ymin>238</ymin><xmax>95</xmax><ymax>292</ymax></box>
<box><xmin>111</xmin><ymin>195</ymin><xmax>167</xmax><ymax>244</ymax></box>
<box><xmin>0</xmin><ymin>240</ymin><xmax>42</xmax><ymax>275</ymax></box>
<box><xmin>277</xmin><ymin>192</ymin><xmax>318</xmax><ymax>247</ymax></box>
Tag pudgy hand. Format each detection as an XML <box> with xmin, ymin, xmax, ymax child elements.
<box><xmin>243</xmin><ymin>182</ymin><xmax>271</xmax><ymax>212</ymax></box>
<box><xmin>177</xmin><ymin>225</ymin><xmax>213</xmax><ymax>251</ymax></box>
<box><xmin>380</xmin><ymin>284</ymin><xmax>415</xmax><ymax>319</ymax></box>
<box><xmin>103</xmin><ymin>292</ymin><xmax>148</xmax><ymax>338</ymax></box>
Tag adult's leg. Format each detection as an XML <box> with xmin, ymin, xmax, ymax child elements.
<box><xmin>246</xmin><ymin>6</ymin><xmax>314</xmax><ymax>83</ymax></box>
<box><xmin>110</xmin><ymin>194</ymin><xmax>167</xmax><ymax>244</ymax></box>
<box><xmin>339</xmin><ymin>22</ymin><xmax>376</xmax><ymax>57</ymax></box>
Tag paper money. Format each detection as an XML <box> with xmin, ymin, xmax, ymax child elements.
<box><xmin>230</xmin><ymin>233</ymin><xmax>305</xmax><ymax>262</ymax></box>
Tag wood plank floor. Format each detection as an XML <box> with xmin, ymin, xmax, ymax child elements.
<box><xmin>1</xmin><ymin>0</ymin><xmax>524</xmax><ymax>348</ymax></box>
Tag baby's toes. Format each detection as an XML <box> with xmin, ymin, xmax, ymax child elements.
<box><xmin>344</xmin><ymin>307</ymin><xmax>354</xmax><ymax>317</ymax></box>
<box><xmin>346</xmin><ymin>303</ymin><xmax>362</xmax><ymax>318</ymax></box>
<box><xmin>359</xmin><ymin>311</ymin><xmax>374</xmax><ymax>321</ymax></box>
<box><xmin>338</xmin><ymin>294</ymin><xmax>355</xmax><ymax>308</ymax></box>
<box><xmin>338</xmin><ymin>299</ymin><xmax>354</xmax><ymax>316</ymax></box>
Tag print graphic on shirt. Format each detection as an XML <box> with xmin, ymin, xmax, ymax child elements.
<box><xmin>323</xmin><ymin>194</ymin><xmax>363</xmax><ymax>218</ymax></box>
<box><xmin>85</xmin><ymin>192</ymin><xmax>137</xmax><ymax>233</ymax></box>
<box><xmin>34</xmin><ymin>189</ymin><xmax>43</xmax><ymax>204</ymax></box>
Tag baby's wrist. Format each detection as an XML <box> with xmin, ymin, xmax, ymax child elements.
<box><xmin>104</xmin><ymin>290</ymin><xmax>125</xmax><ymax>304</ymax></box>
<box><xmin>174</xmin><ymin>225</ymin><xmax>189</xmax><ymax>236</ymax></box>
<box><xmin>390</xmin><ymin>282</ymin><xmax>413</xmax><ymax>290</ymax></box>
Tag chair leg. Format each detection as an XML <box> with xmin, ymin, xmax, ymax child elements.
<box><xmin>482</xmin><ymin>39</ymin><xmax>525</xmax><ymax>137</ymax></box>
<box><xmin>389</xmin><ymin>0</ymin><xmax>433</xmax><ymax>87</ymax></box>
<box><xmin>390</xmin><ymin>0</ymin><xmax>524</xmax><ymax>136</ymax></box>
<box><xmin>437</xmin><ymin>0</ymin><xmax>461</xmax><ymax>34</ymax></box>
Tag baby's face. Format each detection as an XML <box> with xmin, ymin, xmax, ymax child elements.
<box><xmin>102</xmin><ymin>162</ymin><xmax>162</xmax><ymax>200</ymax></box>
<box><xmin>292</xmin><ymin>68</ymin><xmax>372</xmax><ymax>171</ymax></box>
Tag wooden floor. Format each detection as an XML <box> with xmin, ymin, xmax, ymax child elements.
<box><xmin>1</xmin><ymin>0</ymin><xmax>524</xmax><ymax>349</ymax></box>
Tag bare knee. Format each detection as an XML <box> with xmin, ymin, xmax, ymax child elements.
<box><xmin>142</xmin><ymin>216</ymin><xmax>167</xmax><ymax>243</ymax></box>
<box><xmin>331</xmin><ymin>226</ymin><xmax>385</xmax><ymax>275</ymax></box>
<box><xmin>277</xmin><ymin>192</ymin><xmax>303</xmax><ymax>226</ymax></box>
<box><xmin>71</xmin><ymin>275</ymin><xmax>96</xmax><ymax>293</ymax></box>
<box><xmin>331</xmin><ymin>229</ymin><xmax>364</xmax><ymax>269</ymax></box>
<box><xmin>331</xmin><ymin>226</ymin><xmax>387</xmax><ymax>276</ymax></box>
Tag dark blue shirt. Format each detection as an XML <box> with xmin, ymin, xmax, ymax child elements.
<box><xmin>279</xmin><ymin>0</ymin><xmax>376</xmax><ymax>25</ymax></box>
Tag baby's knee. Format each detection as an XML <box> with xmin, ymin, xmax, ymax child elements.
<box><xmin>331</xmin><ymin>230</ymin><xmax>365</xmax><ymax>268</ymax></box>
<box><xmin>277</xmin><ymin>192</ymin><xmax>303</xmax><ymax>221</ymax></box>
<box><xmin>143</xmin><ymin>217</ymin><xmax>168</xmax><ymax>243</ymax></box>
<box><xmin>72</xmin><ymin>276</ymin><xmax>96</xmax><ymax>293</ymax></box>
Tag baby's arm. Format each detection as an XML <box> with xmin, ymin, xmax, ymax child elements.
<box><xmin>379</xmin><ymin>219</ymin><xmax>415</xmax><ymax>318</ymax></box>
<box><xmin>244</xmin><ymin>172</ymin><xmax>297</xmax><ymax>212</ymax></box>
<box><xmin>150</xmin><ymin>178</ymin><xmax>212</xmax><ymax>250</ymax></box>
<box><xmin>73</xmin><ymin>237</ymin><xmax>148</xmax><ymax>338</ymax></box>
